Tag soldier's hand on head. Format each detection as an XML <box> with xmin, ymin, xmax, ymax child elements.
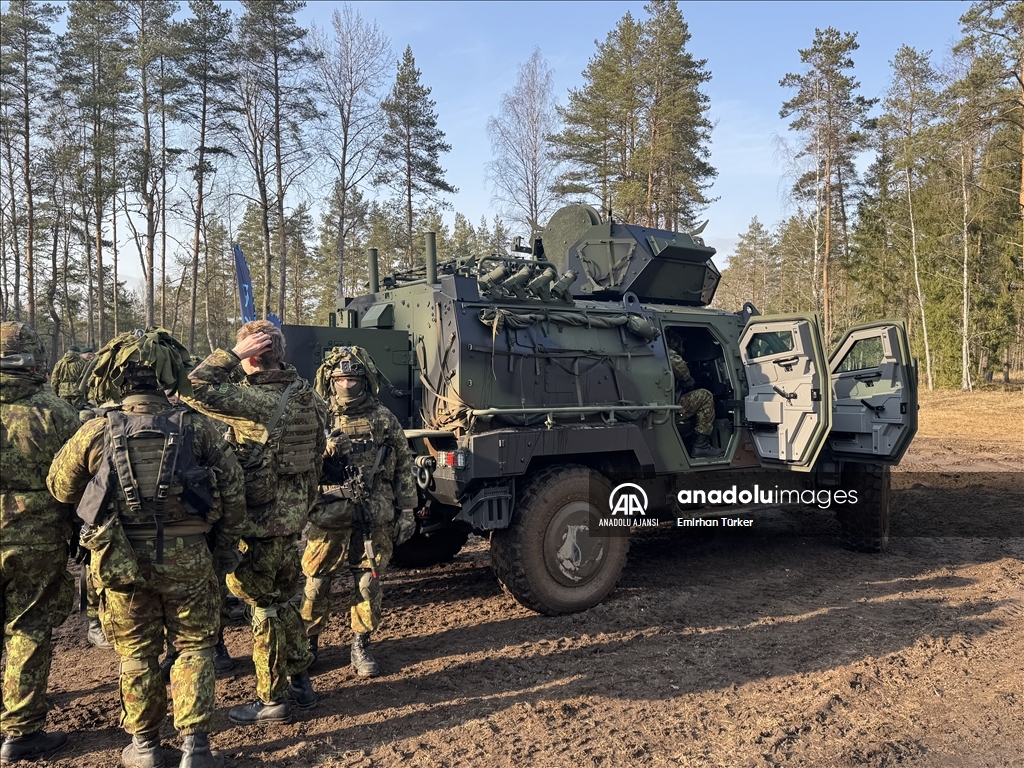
<box><xmin>394</xmin><ymin>508</ymin><xmax>417</xmax><ymax>546</ymax></box>
<box><xmin>232</xmin><ymin>332</ymin><xmax>273</xmax><ymax>361</ymax></box>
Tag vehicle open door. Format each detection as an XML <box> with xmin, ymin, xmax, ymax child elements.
<box><xmin>739</xmin><ymin>315</ymin><xmax>832</xmax><ymax>472</ymax></box>
<box><xmin>827</xmin><ymin>321</ymin><xmax>918</xmax><ymax>463</ymax></box>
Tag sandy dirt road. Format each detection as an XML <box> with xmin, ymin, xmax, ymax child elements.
<box><xmin>13</xmin><ymin>391</ymin><xmax>1024</xmax><ymax>767</ymax></box>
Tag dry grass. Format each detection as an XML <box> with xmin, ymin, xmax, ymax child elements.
<box><xmin>917</xmin><ymin>389</ymin><xmax>1023</xmax><ymax>443</ymax></box>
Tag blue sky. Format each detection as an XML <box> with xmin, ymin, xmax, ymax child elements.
<box><xmin>298</xmin><ymin>0</ymin><xmax>968</xmax><ymax>268</ymax></box>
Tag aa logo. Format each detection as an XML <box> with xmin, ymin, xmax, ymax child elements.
<box><xmin>609</xmin><ymin>483</ymin><xmax>648</xmax><ymax>516</ymax></box>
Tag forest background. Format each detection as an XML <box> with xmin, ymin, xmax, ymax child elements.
<box><xmin>1</xmin><ymin>0</ymin><xmax>1021</xmax><ymax>389</ymax></box>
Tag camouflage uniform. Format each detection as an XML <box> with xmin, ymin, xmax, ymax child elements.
<box><xmin>301</xmin><ymin>346</ymin><xmax>416</xmax><ymax>675</ymax></box>
<box><xmin>50</xmin><ymin>349</ymin><xmax>87</xmax><ymax>408</ymax></box>
<box><xmin>0</xmin><ymin>323</ymin><xmax>79</xmax><ymax>756</ymax></box>
<box><xmin>669</xmin><ymin>350</ymin><xmax>715</xmax><ymax>435</ymax></box>
<box><xmin>47</xmin><ymin>331</ymin><xmax>246</xmax><ymax>767</ymax></box>
<box><xmin>183</xmin><ymin>349</ymin><xmax>327</xmax><ymax>706</ymax></box>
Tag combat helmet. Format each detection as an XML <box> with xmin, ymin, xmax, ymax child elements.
<box><xmin>85</xmin><ymin>329</ymin><xmax>193</xmax><ymax>403</ymax></box>
<box><xmin>0</xmin><ymin>321</ymin><xmax>46</xmax><ymax>370</ymax></box>
<box><xmin>314</xmin><ymin>345</ymin><xmax>385</xmax><ymax>406</ymax></box>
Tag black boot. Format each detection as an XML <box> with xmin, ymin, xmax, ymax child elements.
<box><xmin>690</xmin><ymin>433</ymin><xmax>722</xmax><ymax>458</ymax></box>
<box><xmin>121</xmin><ymin>734</ymin><xmax>165</xmax><ymax>768</ymax></box>
<box><xmin>87</xmin><ymin>617</ymin><xmax>113</xmax><ymax>649</ymax></box>
<box><xmin>287</xmin><ymin>670</ymin><xmax>317</xmax><ymax>709</ymax></box>
<box><xmin>351</xmin><ymin>633</ymin><xmax>380</xmax><ymax>678</ymax></box>
<box><xmin>0</xmin><ymin>730</ymin><xmax>68</xmax><ymax>763</ymax></box>
<box><xmin>178</xmin><ymin>732</ymin><xmax>224</xmax><ymax>768</ymax></box>
<box><xmin>227</xmin><ymin>700</ymin><xmax>293</xmax><ymax>725</ymax></box>
<box><xmin>213</xmin><ymin>641</ymin><xmax>234</xmax><ymax>674</ymax></box>
<box><xmin>308</xmin><ymin>634</ymin><xmax>319</xmax><ymax>667</ymax></box>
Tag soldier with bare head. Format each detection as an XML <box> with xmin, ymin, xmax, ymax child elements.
<box><xmin>0</xmin><ymin>322</ymin><xmax>80</xmax><ymax>764</ymax></box>
<box><xmin>47</xmin><ymin>329</ymin><xmax>246</xmax><ymax>768</ymax></box>
<box><xmin>183</xmin><ymin>320</ymin><xmax>328</xmax><ymax>725</ymax></box>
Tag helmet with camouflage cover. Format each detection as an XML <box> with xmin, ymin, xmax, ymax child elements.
<box><xmin>314</xmin><ymin>345</ymin><xmax>385</xmax><ymax>407</ymax></box>
<box><xmin>85</xmin><ymin>328</ymin><xmax>194</xmax><ymax>403</ymax></box>
<box><xmin>0</xmin><ymin>321</ymin><xmax>46</xmax><ymax>370</ymax></box>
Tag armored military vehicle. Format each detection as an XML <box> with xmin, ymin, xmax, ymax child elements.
<box><xmin>284</xmin><ymin>205</ymin><xmax>918</xmax><ymax>615</ymax></box>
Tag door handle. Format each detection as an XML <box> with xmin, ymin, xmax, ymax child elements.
<box><xmin>854</xmin><ymin>372</ymin><xmax>882</xmax><ymax>381</ymax></box>
<box><xmin>860</xmin><ymin>399</ymin><xmax>885</xmax><ymax>415</ymax></box>
<box><xmin>772</xmin><ymin>356</ymin><xmax>799</xmax><ymax>367</ymax></box>
<box><xmin>773</xmin><ymin>386</ymin><xmax>798</xmax><ymax>401</ymax></box>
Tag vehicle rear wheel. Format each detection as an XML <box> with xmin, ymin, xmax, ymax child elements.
<box><xmin>490</xmin><ymin>465</ymin><xmax>629</xmax><ymax>615</ymax></box>
<box><xmin>836</xmin><ymin>463</ymin><xmax>891</xmax><ymax>552</ymax></box>
<box><xmin>391</xmin><ymin>525</ymin><xmax>470</xmax><ymax>568</ymax></box>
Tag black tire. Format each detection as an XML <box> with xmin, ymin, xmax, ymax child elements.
<box><xmin>489</xmin><ymin>465</ymin><xmax>629</xmax><ymax>615</ymax></box>
<box><xmin>391</xmin><ymin>526</ymin><xmax>470</xmax><ymax>568</ymax></box>
<box><xmin>837</xmin><ymin>463</ymin><xmax>891</xmax><ymax>552</ymax></box>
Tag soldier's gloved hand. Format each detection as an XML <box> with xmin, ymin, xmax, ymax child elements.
<box><xmin>680</xmin><ymin>376</ymin><xmax>696</xmax><ymax>394</ymax></box>
<box><xmin>212</xmin><ymin>546</ymin><xmax>242</xmax><ymax>576</ymax></box>
<box><xmin>394</xmin><ymin>508</ymin><xmax>417</xmax><ymax>546</ymax></box>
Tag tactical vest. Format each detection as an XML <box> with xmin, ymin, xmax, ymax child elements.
<box><xmin>276</xmin><ymin>389</ymin><xmax>318</xmax><ymax>475</ymax></box>
<box><xmin>76</xmin><ymin>406</ymin><xmax>215</xmax><ymax>555</ymax></box>
<box><xmin>242</xmin><ymin>381</ymin><xmax>318</xmax><ymax>507</ymax></box>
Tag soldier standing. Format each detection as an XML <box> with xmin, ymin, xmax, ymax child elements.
<box><xmin>0</xmin><ymin>323</ymin><xmax>79</xmax><ymax>764</ymax></box>
<box><xmin>301</xmin><ymin>346</ymin><xmax>417</xmax><ymax>677</ymax></box>
<box><xmin>50</xmin><ymin>344</ymin><xmax>87</xmax><ymax>409</ymax></box>
<box><xmin>47</xmin><ymin>330</ymin><xmax>246</xmax><ymax>768</ymax></box>
<box><xmin>182</xmin><ymin>320</ymin><xmax>327</xmax><ymax>725</ymax></box>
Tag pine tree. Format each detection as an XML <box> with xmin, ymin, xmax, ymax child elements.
<box><xmin>552</xmin><ymin>2</ymin><xmax>714</xmax><ymax>228</ymax></box>
<box><xmin>174</xmin><ymin>0</ymin><xmax>234</xmax><ymax>349</ymax></box>
<box><xmin>238</xmin><ymin>0</ymin><xmax>319</xmax><ymax>322</ymax></box>
<box><xmin>780</xmin><ymin>27</ymin><xmax>876</xmax><ymax>340</ymax></box>
<box><xmin>0</xmin><ymin>0</ymin><xmax>61</xmax><ymax>330</ymax></box>
<box><xmin>60</xmin><ymin>0</ymin><xmax>133</xmax><ymax>346</ymax></box>
<box><xmin>377</xmin><ymin>46</ymin><xmax>456</xmax><ymax>269</ymax></box>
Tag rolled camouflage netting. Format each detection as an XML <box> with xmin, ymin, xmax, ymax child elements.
<box><xmin>84</xmin><ymin>329</ymin><xmax>194</xmax><ymax>403</ymax></box>
<box><xmin>314</xmin><ymin>345</ymin><xmax>386</xmax><ymax>400</ymax></box>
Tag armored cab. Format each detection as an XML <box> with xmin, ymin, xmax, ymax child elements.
<box><xmin>283</xmin><ymin>205</ymin><xmax>919</xmax><ymax>615</ymax></box>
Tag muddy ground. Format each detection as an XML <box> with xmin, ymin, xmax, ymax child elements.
<box><xmin>21</xmin><ymin>391</ymin><xmax>1024</xmax><ymax>767</ymax></box>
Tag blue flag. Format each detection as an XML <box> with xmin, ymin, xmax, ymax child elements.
<box><xmin>232</xmin><ymin>243</ymin><xmax>257</xmax><ymax>324</ymax></box>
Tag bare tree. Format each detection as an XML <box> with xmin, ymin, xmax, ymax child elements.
<box><xmin>486</xmin><ymin>48</ymin><xmax>562</xmax><ymax>231</ymax></box>
<box><xmin>311</xmin><ymin>5</ymin><xmax>390</xmax><ymax>297</ymax></box>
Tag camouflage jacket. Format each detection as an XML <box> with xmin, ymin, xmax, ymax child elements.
<box><xmin>46</xmin><ymin>393</ymin><xmax>247</xmax><ymax>552</ymax></box>
<box><xmin>668</xmin><ymin>350</ymin><xmax>693</xmax><ymax>382</ymax></box>
<box><xmin>182</xmin><ymin>349</ymin><xmax>328</xmax><ymax>539</ymax></box>
<box><xmin>51</xmin><ymin>351</ymin><xmax>86</xmax><ymax>399</ymax></box>
<box><xmin>331</xmin><ymin>398</ymin><xmax>417</xmax><ymax>510</ymax></box>
<box><xmin>1</xmin><ymin>370</ymin><xmax>82</xmax><ymax>546</ymax></box>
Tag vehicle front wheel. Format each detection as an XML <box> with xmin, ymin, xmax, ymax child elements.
<box><xmin>836</xmin><ymin>463</ymin><xmax>891</xmax><ymax>552</ymax></box>
<box><xmin>490</xmin><ymin>465</ymin><xmax>629</xmax><ymax>615</ymax></box>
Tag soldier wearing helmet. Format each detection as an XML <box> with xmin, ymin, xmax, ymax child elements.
<box><xmin>0</xmin><ymin>322</ymin><xmax>80</xmax><ymax>764</ymax></box>
<box><xmin>47</xmin><ymin>329</ymin><xmax>246</xmax><ymax>768</ymax></box>
<box><xmin>182</xmin><ymin>320</ymin><xmax>328</xmax><ymax>726</ymax></box>
<box><xmin>50</xmin><ymin>344</ymin><xmax>88</xmax><ymax>409</ymax></box>
<box><xmin>301</xmin><ymin>345</ymin><xmax>418</xmax><ymax>678</ymax></box>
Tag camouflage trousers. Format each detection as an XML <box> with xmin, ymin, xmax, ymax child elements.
<box><xmin>227</xmin><ymin>536</ymin><xmax>312</xmax><ymax>703</ymax></box>
<box><xmin>679</xmin><ymin>388</ymin><xmax>715</xmax><ymax>435</ymax></box>
<box><xmin>85</xmin><ymin>566</ymin><xmax>100</xmax><ymax>620</ymax></box>
<box><xmin>301</xmin><ymin>523</ymin><xmax>394</xmax><ymax>637</ymax></box>
<box><xmin>98</xmin><ymin>537</ymin><xmax>219</xmax><ymax>737</ymax></box>
<box><xmin>0</xmin><ymin>543</ymin><xmax>74</xmax><ymax>737</ymax></box>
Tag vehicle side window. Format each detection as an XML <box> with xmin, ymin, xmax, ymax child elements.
<box><xmin>745</xmin><ymin>330</ymin><xmax>794</xmax><ymax>360</ymax></box>
<box><xmin>836</xmin><ymin>337</ymin><xmax>884</xmax><ymax>373</ymax></box>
